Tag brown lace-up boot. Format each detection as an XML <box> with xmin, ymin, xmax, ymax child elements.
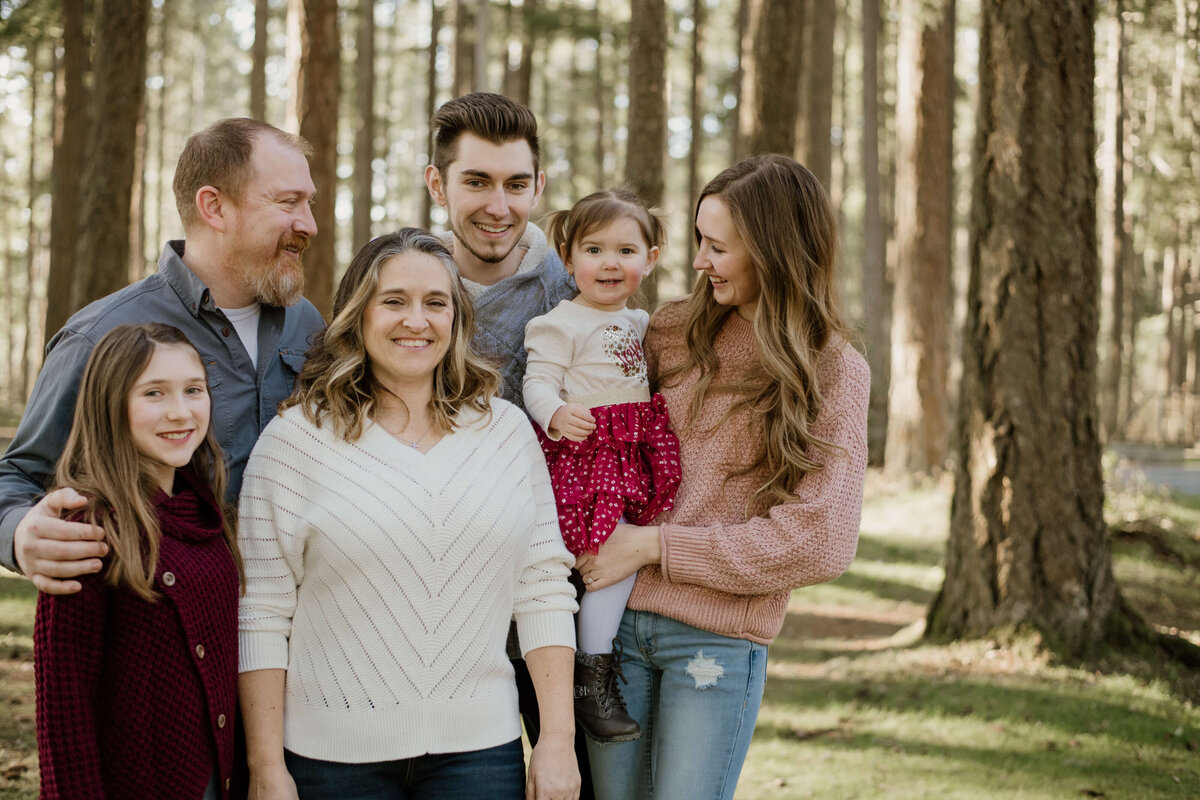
<box><xmin>574</xmin><ymin>639</ymin><xmax>641</xmax><ymax>742</ymax></box>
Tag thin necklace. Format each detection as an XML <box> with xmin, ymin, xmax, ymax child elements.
<box><xmin>381</xmin><ymin>417</ymin><xmax>433</xmax><ymax>450</ymax></box>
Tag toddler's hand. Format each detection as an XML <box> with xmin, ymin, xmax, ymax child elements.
<box><xmin>549</xmin><ymin>404</ymin><xmax>596</xmax><ymax>442</ymax></box>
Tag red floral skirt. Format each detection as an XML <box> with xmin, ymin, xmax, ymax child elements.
<box><xmin>536</xmin><ymin>394</ymin><xmax>682</xmax><ymax>556</ymax></box>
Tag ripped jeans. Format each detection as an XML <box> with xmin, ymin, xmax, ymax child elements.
<box><xmin>585</xmin><ymin>610</ymin><xmax>767</xmax><ymax>800</ymax></box>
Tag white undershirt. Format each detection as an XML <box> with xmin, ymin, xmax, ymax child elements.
<box><xmin>220</xmin><ymin>303</ymin><xmax>262</xmax><ymax>370</ymax></box>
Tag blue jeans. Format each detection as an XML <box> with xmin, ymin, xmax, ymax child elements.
<box><xmin>586</xmin><ymin>610</ymin><xmax>767</xmax><ymax>800</ymax></box>
<box><xmin>283</xmin><ymin>738</ymin><xmax>524</xmax><ymax>800</ymax></box>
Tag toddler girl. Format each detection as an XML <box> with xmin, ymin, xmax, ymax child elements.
<box><xmin>35</xmin><ymin>323</ymin><xmax>242</xmax><ymax>800</ymax></box>
<box><xmin>523</xmin><ymin>188</ymin><xmax>681</xmax><ymax>743</ymax></box>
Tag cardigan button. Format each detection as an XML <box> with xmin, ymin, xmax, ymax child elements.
<box><xmin>162</xmin><ymin>572</ymin><xmax>175</xmax><ymax>587</ymax></box>
<box><xmin>195</xmin><ymin>644</ymin><xmax>206</xmax><ymax>659</ymax></box>
<box><xmin>217</xmin><ymin>713</ymin><xmax>227</xmax><ymax>728</ymax></box>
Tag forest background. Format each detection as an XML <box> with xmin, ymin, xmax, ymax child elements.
<box><xmin>0</xmin><ymin>0</ymin><xmax>1197</xmax><ymax>797</ymax></box>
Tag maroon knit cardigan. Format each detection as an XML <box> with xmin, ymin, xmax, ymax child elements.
<box><xmin>35</xmin><ymin>468</ymin><xmax>238</xmax><ymax>800</ymax></box>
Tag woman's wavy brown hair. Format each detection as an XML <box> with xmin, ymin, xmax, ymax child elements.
<box><xmin>54</xmin><ymin>323</ymin><xmax>241</xmax><ymax>601</ymax></box>
<box><xmin>661</xmin><ymin>154</ymin><xmax>854</xmax><ymax>510</ymax></box>
<box><xmin>283</xmin><ymin>228</ymin><xmax>500</xmax><ymax>439</ymax></box>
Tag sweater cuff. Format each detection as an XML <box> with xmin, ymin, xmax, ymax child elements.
<box><xmin>238</xmin><ymin>630</ymin><xmax>290</xmax><ymax>673</ymax></box>
<box><xmin>516</xmin><ymin>609</ymin><xmax>576</xmax><ymax>656</ymax></box>
<box><xmin>658</xmin><ymin>523</ymin><xmax>714</xmax><ymax>586</ymax></box>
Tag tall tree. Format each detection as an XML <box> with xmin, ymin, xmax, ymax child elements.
<box><xmin>295</xmin><ymin>0</ymin><xmax>340</xmax><ymax>317</ymax></box>
<box><xmin>504</xmin><ymin>0</ymin><xmax>537</xmax><ymax>105</ymax></box>
<box><xmin>72</xmin><ymin>0</ymin><xmax>150</xmax><ymax>311</ymax></box>
<box><xmin>927</xmin><ymin>0</ymin><xmax>1125</xmax><ymax>655</ymax></box>
<box><xmin>45</xmin><ymin>0</ymin><xmax>90</xmax><ymax>343</ymax></box>
<box><xmin>737</xmin><ymin>0</ymin><xmax>804</xmax><ymax>157</ymax></box>
<box><xmin>452</xmin><ymin>0</ymin><xmax>475</xmax><ymax>98</ymax></box>
<box><xmin>797</xmin><ymin>0</ymin><xmax>835</xmax><ymax>188</ymax></box>
<box><xmin>686</xmin><ymin>0</ymin><xmax>705</xmax><ymax>268</ymax></box>
<box><xmin>885</xmin><ymin>0</ymin><xmax>955</xmax><ymax>477</ymax></box>
<box><xmin>861</xmin><ymin>0</ymin><xmax>891</xmax><ymax>465</ymax></box>
<box><xmin>1099</xmin><ymin>0</ymin><xmax>1128</xmax><ymax>439</ymax></box>
<box><xmin>251</xmin><ymin>0</ymin><xmax>269</xmax><ymax>121</ymax></box>
<box><xmin>354</xmin><ymin>0</ymin><xmax>377</xmax><ymax>251</ymax></box>
<box><xmin>422</xmin><ymin>0</ymin><xmax>442</xmax><ymax>231</ymax></box>
<box><xmin>625</xmin><ymin>0</ymin><xmax>667</xmax><ymax>308</ymax></box>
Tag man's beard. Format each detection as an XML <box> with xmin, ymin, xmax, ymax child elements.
<box><xmin>452</xmin><ymin>225</ymin><xmax>517</xmax><ymax>265</ymax></box>
<box><xmin>250</xmin><ymin>235</ymin><xmax>308</xmax><ymax>307</ymax></box>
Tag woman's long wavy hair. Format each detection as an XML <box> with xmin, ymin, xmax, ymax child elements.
<box><xmin>660</xmin><ymin>154</ymin><xmax>854</xmax><ymax>510</ymax></box>
<box><xmin>54</xmin><ymin>323</ymin><xmax>241</xmax><ymax>601</ymax></box>
<box><xmin>284</xmin><ymin>228</ymin><xmax>500</xmax><ymax>439</ymax></box>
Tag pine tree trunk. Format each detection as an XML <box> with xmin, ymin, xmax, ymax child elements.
<box><xmin>46</xmin><ymin>0</ymin><xmax>89</xmax><ymax>343</ymax></box>
<box><xmin>738</xmin><ymin>0</ymin><xmax>804</xmax><ymax>157</ymax></box>
<box><xmin>72</xmin><ymin>0</ymin><xmax>150</xmax><ymax>311</ymax></box>
<box><xmin>686</xmin><ymin>0</ymin><xmax>705</xmax><ymax>269</ymax></box>
<box><xmin>251</xmin><ymin>0</ymin><xmax>269</xmax><ymax>121</ymax></box>
<box><xmin>25</xmin><ymin>39</ymin><xmax>43</xmax><ymax>397</ymax></box>
<box><xmin>453</xmin><ymin>0</ymin><xmax>474</xmax><ymax>98</ymax></box>
<box><xmin>296</xmin><ymin>0</ymin><xmax>340</xmax><ymax>318</ymax></box>
<box><xmin>885</xmin><ymin>0</ymin><xmax>955</xmax><ymax>477</ymax></box>
<box><xmin>625</xmin><ymin>0</ymin><xmax>667</xmax><ymax>309</ymax></box>
<box><xmin>797</xmin><ymin>0</ymin><xmax>834</xmax><ymax>189</ymax></box>
<box><xmin>730</xmin><ymin>0</ymin><xmax>749</xmax><ymax>159</ymax></box>
<box><xmin>1099</xmin><ymin>1</ymin><xmax>1127</xmax><ymax>439</ymax></box>
<box><xmin>861</xmin><ymin>0</ymin><xmax>891</xmax><ymax>466</ymax></box>
<box><xmin>353</xmin><ymin>0</ymin><xmax>376</xmax><ymax>251</ymax></box>
<box><xmin>422</xmin><ymin>0</ymin><xmax>442</xmax><ymax>231</ymax></box>
<box><xmin>927</xmin><ymin>0</ymin><xmax>1125</xmax><ymax>656</ymax></box>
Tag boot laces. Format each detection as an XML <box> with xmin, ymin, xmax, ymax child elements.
<box><xmin>602</xmin><ymin>638</ymin><xmax>632</xmax><ymax>713</ymax></box>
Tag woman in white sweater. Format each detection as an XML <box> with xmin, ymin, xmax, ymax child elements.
<box><xmin>237</xmin><ymin>228</ymin><xmax>580</xmax><ymax>800</ymax></box>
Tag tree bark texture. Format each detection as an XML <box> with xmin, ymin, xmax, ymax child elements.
<box><xmin>251</xmin><ymin>0</ymin><xmax>269</xmax><ymax>121</ymax></box>
<box><xmin>862</xmin><ymin>0</ymin><xmax>892</xmax><ymax>466</ymax></box>
<box><xmin>738</xmin><ymin>0</ymin><xmax>804</xmax><ymax>158</ymax></box>
<box><xmin>798</xmin><ymin>0</ymin><xmax>834</xmax><ymax>189</ymax></box>
<box><xmin>296</xmin><ymin>0</ymin><xmax>340</xmax><ymax>318</ymax></box>
<box><xmin>927</xmin><ymin>0</ymin><xmax>1120</xmax><ymax>656</ymax></box>
<box><xmin>625</xmin><ymin>0</ymin><xmax>667</xmax><ymax>309</ymax></box>
<box><xmin>421</xmin><ymin>0</ymin><xmax>442</xmax><ymax>231</ymax></box>
<box><xmin>73</xmin><ymin>0</ymin><xmax>149</xmax><ymax>311</ymax></box>
<box><xmin>46</xmin><ymin>0</ymin><xmax>89</xmax><ymax>343</ymax></box>
<box><xmin>686</xmin><ymin>0</ymin><xmax>705</xmax><ymax>269</ymax></box>
<box><xmin>886</xmin><ymin>0</ymin><xmax>955</xmax><ymax>477</ymax></box>
<box><xmin>354</xmin><ymin>0</ymin><xmax>377</xmax><ymax>251</ymax></box>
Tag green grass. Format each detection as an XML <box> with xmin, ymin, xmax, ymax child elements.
<box><xmin>738</xmin><ymin>471</ymin><xmax>1200</xmax><ymax>799</ymax></box>
<box><xmin>0</xmin><ymin>466</ymin><xmax>1196</xmax><ymax>799</ymax></box>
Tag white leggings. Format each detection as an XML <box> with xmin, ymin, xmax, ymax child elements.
<box><xmin>577</xmin><ymin>572</ymin><xmax>637</xmax><ymax>654</ymax></box>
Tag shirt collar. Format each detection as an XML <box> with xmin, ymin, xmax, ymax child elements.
<box><xmin>159</xmin><ymin>240</ymin><xmax>216</xmax><ymax>318</ymax></box>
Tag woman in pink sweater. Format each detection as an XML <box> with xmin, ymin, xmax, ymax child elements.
<box><xmin>577</xmin><ymin>154</ymin><xmax>870</xmax><ymax>800</ymax></box>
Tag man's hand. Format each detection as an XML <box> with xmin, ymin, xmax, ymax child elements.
<box><xmin>549</xmin><ymin>404</ymin><xmax>596</xmax><ymax>443</ymax></box>
<box><xmin>14</xmin><ymin>488</ymin><xmax>106</xmax><ymax>595</ymax></box>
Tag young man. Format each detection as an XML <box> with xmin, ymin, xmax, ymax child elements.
<box><xmin>424</xmin><ymin>93</ymin><xmax>576</xmax><ymax>409</ymax></box>
<box><xmin>425</xmin><ymin>93</ymin><xmax>596</xmax><ymax>800</ymax></box>
<box><xmin>0</xmin><ymin>118</ymin><xmax>324</xmax><ymax>604</ymax></box>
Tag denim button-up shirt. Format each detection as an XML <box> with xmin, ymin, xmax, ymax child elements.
<box><xmin>0</xmin><ymin>241</ymin><xmax>324</xmax><ymax>571</ymax></box>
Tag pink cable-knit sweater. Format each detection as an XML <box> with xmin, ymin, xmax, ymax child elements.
<box><xmin>632</xmin><ymin>299</ymin><xmax>870</xmax><ymax>645</ymax></box>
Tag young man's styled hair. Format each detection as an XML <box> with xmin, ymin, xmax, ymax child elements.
<box><xmin>173</xmin><ymin>118</ymin><xmax>313</xmax><ymax>231</ymax></box>
<box><xmin>55</xmin><ymin>323</ymin><xmax>241</xmax><ymax>601</ymax></box>
<box><xmin>430</xmin><ymin>93</ymin><xmax>541</xmax><ymax>176</ymax></box>
<box><xmin>284</xmin><ymin>228</ymin><xmax>501</xmax><ymax>441</ymax></box>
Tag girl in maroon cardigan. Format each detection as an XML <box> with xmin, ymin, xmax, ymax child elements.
<box><xmin>34</xmin><ymin>323</ymin><xmax>244</xmax><ymax>800</ymax></box>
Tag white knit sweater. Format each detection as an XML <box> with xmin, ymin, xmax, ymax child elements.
<box><xmin>237</xmin><ymin>400</ymin><xmax>577</xmax><ymax>763</ymax></box>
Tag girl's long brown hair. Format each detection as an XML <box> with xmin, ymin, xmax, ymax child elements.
<box><xmin>54</xmin><ymin>323</ymin><xmax>241</xmax><ymax>601</ymax></box>
<box><xmin>661</xmin><ymin>154</ymin><xmax>854</xmax><ymax>510</ymax></box>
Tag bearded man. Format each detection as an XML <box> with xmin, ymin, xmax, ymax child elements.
<box><xmin>0</xmin><ymin>118</ymin><xmax>324</xmax><ymax>595</ymax></box>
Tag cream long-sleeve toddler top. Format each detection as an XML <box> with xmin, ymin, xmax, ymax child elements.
<box><xmin>523</xmin><ymin>300</ymin><xmax>652</xmax><ymax>438</ymax></box>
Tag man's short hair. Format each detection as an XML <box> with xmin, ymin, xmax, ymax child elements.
<box><xmin>173</xmin><ymin>118</ymin><xmax>313</xmax><ymax>231</ymax></box>
<box><xmin>430</xmin><ymin>93</ymin><xmax>541</xmax><ymax>177</ymax></box>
